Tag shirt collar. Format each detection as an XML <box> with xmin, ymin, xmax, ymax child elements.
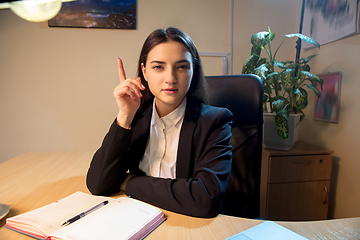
<box><xmin>151</xmin><ymin>97</ymin><xmax>187</xmax><ymax>129</ymax></box>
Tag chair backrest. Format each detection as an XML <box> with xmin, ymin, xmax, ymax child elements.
<box><xmin>206</xmin><ymin>74</ymin><xmax>264</xmax><ymax>218</ymax></box>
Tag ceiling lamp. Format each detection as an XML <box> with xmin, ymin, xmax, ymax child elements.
<box><xmin>0</xmin><ymin>0</ymin><xmax>75</xmax><ymax>22</ymax></box>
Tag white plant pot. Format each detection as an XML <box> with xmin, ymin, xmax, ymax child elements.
<box><xmin>263</xmin><ymin>113</ymin><xmax>302</xmax><ymax>151</ymax></box>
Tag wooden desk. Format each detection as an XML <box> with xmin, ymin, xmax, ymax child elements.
<box><xmin>0</xmin><ymin>152</ymin><xmax>359</xmax><ymax>239</ymax></box>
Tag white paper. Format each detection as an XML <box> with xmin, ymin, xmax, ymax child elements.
<box><xmin>226</xmin><ymin>221</ymin><xmax>308</xmax><ymax>240</ymax></box>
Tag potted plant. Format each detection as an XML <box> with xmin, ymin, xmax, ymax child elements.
<box><xmin>242</xmin><ymin>27</ymin><xmax>323</xmax><ymax>150</ymax></box>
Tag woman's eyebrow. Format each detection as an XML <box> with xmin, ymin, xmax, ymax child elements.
<box><xmin>149</xmin><ymin>60</ymin><xmax>165</xmax><ymax>64</ymax></box>
<box><xmin>149</xmin><ymin>59</ymin><xmax>190</xmax><ymax>64</ymax></box>
<box><xmin>176</xmin><ymin>60</ymin><xmax>191</xmax><ymax>64</ymax></box>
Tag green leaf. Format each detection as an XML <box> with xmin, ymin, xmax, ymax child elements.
<box><xmin>272</xmin><ymin>99</ymin><xmax>285</xmax><ymax>112</ymax></box>
<box><xmin>267</xmin><ymin>72</ymin><xmax>281</xmax><ymax>92</ymax></box>
<box><xmin>267</xmin><ymin>72</ymin><xmax>279</xmax><ymax>84</ymax></box>
<box><xmin>275</xmin><ymin>108</ymin><xmax>289</xmax><ymax>140</ymax></box>
<box><xmin>256</xmin><ymin>58</ymin><xmax>267</xmax><ymax>68</ymax></box>
<box><xmin>254</xmin><ymin>63</ymin><xmax>268</xmax><ymax>80</ymax></box>
<box><xmin>301</xmin><ymin>64</ymin><xmax>310</xmax><ymax>71</ymax></box>
<box><xmin>269</xmin><ymin>33</ymin><xmax>276</xmax><ymax>42</ymax></box>
<box><xmin>251</xmin><ymin>30</ymin><xmax>276</xmax><ymax>48</ymax></box>
<box><xmin>251</xmin><ymin>45</ymin><xmax>262</xmax><ymax>56</ymax></box>
<box><xmin>298</xmin><ymin>69</ymin><xmax>307</xmax><ymax>82</ymax></box>
<box><xmin>299</xmin><ymin>54</ymin><xmax>318</xmax><ymax>64</ymax></box>
<box><xmin>300</xmin><ymin>71</ymin><xmax>323</xmax><ymax>88</ymax></box>
<box><xmin>274</xmin><ymin>61</ymin><xmax>287</xmax><ymax>69</ymax></box>
<box><xmin>265</xmin><ymin>29</ymin><xmax>275</xmax><ymax>46</ymax></box>
<box><xmin>242</xmin><ymin>55</ymin><xmax>258</xmax><ymax>74</ymax></box>
<box><xmin>265</xmin><ymin>61</ymin><xmax>272</xmax><ymax>71</ymax></box>
<box><xmin>263</xmin><ymin>83</ymin><xmax>272</xmax><ymax>94</ymax></box>
<box><xmin>281</xmin><ymin>69</ymin><xmax>296</xmax><ymax>92</ymax></box>
<box><xmin>306</xmin><ymin>84</ymin><xmax>321</xmax><ymax>98</ymax></box>
<box><xmin>251</xmin><ymin>31</ymin><xmax>270</xmax><ymax>47</ymax></box>
<box><xmin>286</xmin><ymin>63</ymin><xmax>300</xmax><ymax>70</ymax></box>
<box><xmin>285</xmin><ymin>33</ymin><xmax>320</xmax><ymax>48</ymax></box>
<box><xmin>294</xmin><ymin>88</ymin><xmax>308</xmax><ymax>109</ymax></box>
<box><xmin>267</xmin><ymin>72</ymin><xmax>279</xmax><ymax>78</ymax></box>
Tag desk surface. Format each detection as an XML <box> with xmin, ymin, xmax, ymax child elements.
<box><xmin>0</xmin><ymin>152</ymin><xmax>359</xmax><ymax>240</ymax></box>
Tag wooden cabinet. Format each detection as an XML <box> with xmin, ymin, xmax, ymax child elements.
<box><xmin>260</xmin><ymin>142</ymin><xmax>333</xmax><ymax>221</ymax></box>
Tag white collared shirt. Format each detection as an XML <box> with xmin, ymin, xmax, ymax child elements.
<box><xmin>139</xmin><ymin>97</ymin><xmax>187</xmax><ymax>179</ymax></box>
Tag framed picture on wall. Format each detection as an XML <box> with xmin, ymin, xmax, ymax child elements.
<box><xmin>48</xmin><ymin>0</ymin><xmax>137</xmax><ymax>29</ymax></box>
<box><xmin>314</xmin><ymin>72</ymin><xmax>342</xmax><ymax>123</ymax></box>
<box><xmin>302</xmin><ymin>0</ymin><xmax>359</xmax><ymax>48</ymax></box>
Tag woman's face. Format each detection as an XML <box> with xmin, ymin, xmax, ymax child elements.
<box><xmin>142</xmin><ymin>41</ymin><xmax>193</xmax><ymax>117</ymax></box>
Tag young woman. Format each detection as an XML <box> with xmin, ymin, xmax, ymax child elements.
<box><xmin>86</xmin><ymin>27</ymin><xmax>233</xmax><ymax>218</ymax></box>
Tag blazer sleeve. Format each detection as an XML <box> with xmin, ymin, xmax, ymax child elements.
<box><xmin>86</xmin><ymin>120</ymin><xmax>134</xmax><ymax>195</ymax></box>
<box><xmin>125</xmin><ymin>107</ymin><xmax>233</xmax><ymax>218</ymax></box>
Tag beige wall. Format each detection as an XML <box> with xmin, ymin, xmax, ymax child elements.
<box><xmin>297</xmin><ymin>19</ymin><xmax>360</xmax><ymax>219</ymax></box>
<box><xmin>0</xmin><ymin>0</ymin><xmax>231</xmax><ymax>163</ymax></box>
<box><xmin>0</xmin><ymin>0</ymin><xmax>359</xmax><ymax>219</ymax></box>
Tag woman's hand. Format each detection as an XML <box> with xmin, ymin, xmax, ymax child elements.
<box><xmin>114</xmin><ymin>58</ymin><xmax>145</xmax><ymax>129</ymax></box>
<box><xmin>120</xmin><ymin>173</ymin><xmax>134</xmax><ymax>192</ymax></box>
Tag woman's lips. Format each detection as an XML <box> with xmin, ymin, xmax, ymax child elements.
<box><xmin>163</xmin><ymin>88</ymin><xmax>178</xmax><ymax>94</ymax></box>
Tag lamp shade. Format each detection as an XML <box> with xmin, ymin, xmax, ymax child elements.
<box><xmin>0</xmin><ymin>0</ymin><xmax>74</xmax><ymax>22</ymax></box>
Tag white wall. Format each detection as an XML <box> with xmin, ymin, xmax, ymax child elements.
<box><xmin>1</xmin><ymin>0</ymin><xmax>359</xmax><ymax>219</ymax></box>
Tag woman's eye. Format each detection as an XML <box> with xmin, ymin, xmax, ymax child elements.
<box><xmin>153</xmin><ymin>65</ymin><xmax>163</xmax><ymax>69</ymax></box>
<box><xmin>178</xmin><ymin>65</ymin><xmax>189</xmax><ymax>69</ymax></box>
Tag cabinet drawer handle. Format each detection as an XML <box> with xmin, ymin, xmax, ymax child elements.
<box><xmin>323</xmin><ymin>186</ymin><xmax>329</xmax><ymax>204</ymax></box>
<box><xmin>293</xmin><ymin>160</ymin><xmax>311</xmax><ymax>164</ymax></box>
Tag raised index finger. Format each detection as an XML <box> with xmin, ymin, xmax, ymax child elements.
<box><xmin>117</xmin><ymin>58</ymin><xmax>127</xmax><ymax>83</ymax></box>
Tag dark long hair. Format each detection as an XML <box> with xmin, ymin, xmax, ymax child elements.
<box><xmin>136</xmin><ymin>27</ymin><xmax>209</xmax><ymax>111</ymax></box>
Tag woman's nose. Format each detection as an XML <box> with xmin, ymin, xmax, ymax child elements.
<box><xmin>165</xmin><ymin>68</ymin><xmax>177</xmax><ymax>83</ymax></box>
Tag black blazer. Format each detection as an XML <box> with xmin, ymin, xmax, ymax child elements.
<box><xmin>87</xmin><ymin>98</ymin><xmax>233</xmax><ymax>218</ymax></box>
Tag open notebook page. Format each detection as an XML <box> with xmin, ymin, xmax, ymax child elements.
<box><xmin>49</xmin><ymin>197</ymin><xmax>164</xmax><ymax>240</ymax></box>
<box><xmin>6</xmin><ymin>192</ymin><xmax>116</xmax><ymax>237</ymax></box>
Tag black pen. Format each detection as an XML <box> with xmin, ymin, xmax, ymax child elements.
<box><xmin>61</xmin><ymin>200</ymin><xmax>109</xmax><ymax>226</ymax></box>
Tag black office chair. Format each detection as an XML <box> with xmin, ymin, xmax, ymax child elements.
<box><xmin>206</xmin><ymin>74</ymin><xmax>264</xmax><ymax>218</ymax></box>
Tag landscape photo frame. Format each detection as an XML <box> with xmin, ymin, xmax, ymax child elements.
<box><xmin>48</xmin><ymin>0</ymin><xmax>137</xmax><ymax>29</ymax></box>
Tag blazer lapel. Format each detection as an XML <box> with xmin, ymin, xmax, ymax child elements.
<box><xmin>176</xmin><ymin>100</ymin><xmax>200</xmax><ymax>178</ymax></box>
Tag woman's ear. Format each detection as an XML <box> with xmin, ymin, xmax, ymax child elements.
<box><xmin>141</xmin><ymin>63</ymin><xmax>147</xmax><ymax>82</ymax></box>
